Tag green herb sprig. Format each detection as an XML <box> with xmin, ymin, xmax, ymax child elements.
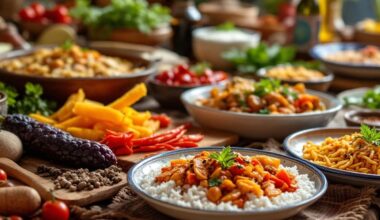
<box><xmin>253</xmin><ymin>79</ymin><xmax>281</xmax><ymax>97</ymax></box>
<box><xmin>209</xmin><ymin>146</ymin><xmax>237</xmax><ymax>170</ymax></box>
<box><xmin>208</xmin><ymin>178</ymin><xmax>221</xmax><ymax>187</ymax></box>
<box><xmin>360</xmin><ymin>124</ymin><xmax>380</xmax><ymax>146</ymax></box>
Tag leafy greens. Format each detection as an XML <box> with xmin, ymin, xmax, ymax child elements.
<box><xmin>70</xmin><ymin>0</ymin><xmax>171</xmax><ymax>33</ymax></box>
<box><xmin>223</xmin><ymin>43</ymin><xmax>296</xmax><ymax>73</ymax></box>
<box><xmin>0</xmin><ymin>82</ymin><xmax>56</xmax><ymax>116</ymax></box>
<box><xmin>344</xmin><ymin>86</ymin><xmax>380</xmax><ymax>109</ymax></box>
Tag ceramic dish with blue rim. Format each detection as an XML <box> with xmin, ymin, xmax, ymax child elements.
<box><xmin>128</xmin><ymin>147</ymin><xmax>328</xmax><ymax>220</ymax></box>
<box><xmin>181</xmin><ymin>85</ymin><xmax>342</xmax><ymax>140</ymax></box>
<box><xmin>310</xmin><ymin>43</ymin><xmax>380</xmax><ymax>79</ymax></box>
<box><xmin>284</xmin><ymin>127</ymin><xmax>380</xmax><ymax>186</ymax></box>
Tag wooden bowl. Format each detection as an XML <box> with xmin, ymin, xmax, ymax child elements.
<box><xmin>354</xmin><ymin>29</ymin><xmax>380</xmax><ymax>46</ymax></box>
<box><xmin>89</xmin><ymin>26</ymin><xmax>172</xmax><ymax>46</ymax></box>
<box><xmin>0</xmin><ymin>45</ymin><xmax>157</xmax><ymax>104</ymax></box>
<box><xmin>199</xmin><ymin>2</ymin><xmax>259</xmax><ymax>26</ymax></box>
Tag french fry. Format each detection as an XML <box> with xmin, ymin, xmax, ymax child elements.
<box><xmin>51</xmin><ymin>89</ymin><xmax>85</xmax><ymax>122</ymax></box>
<box><xmin>66</xmin><ymin>127</ymin><xmax>104</xmax><ymax>141</ymax></box>
<box><xmin>73</xmin><ymin>102</ymin><xmax>124</xmax><ymax>124</ymax></box>
<box><xmin>129</xmin><ymin>125</ymin><xmax>153</xmax><ymax>138</ymax></box>
<box><xmin>108</xmin><ymin>83</ymin><xmax>147</xmax><ymax>110</ymax></box>
<box><xmin>84</xmin><ymin>99</ymin><xmax>104</xmax><ymax>106</ymax></box>
<box><xmin>30</xmin><ymin>113</ymin><xmax>56</xmax><ymax>125</ymax></box>
<box><xmin>56</xmin><ymin>116</ymin><xmax>94</xmax><ymax>129</ymax></box>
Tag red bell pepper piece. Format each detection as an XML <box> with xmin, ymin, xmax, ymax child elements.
<box><xmin>276</xmin><ymin>169</ymin><xmax>292</xmax><ymax>186</ymax></box>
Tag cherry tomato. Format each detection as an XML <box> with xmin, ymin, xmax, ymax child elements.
<box><xmin>0</xmin><ymin>169</ymin><xmax>7</xmax><ymax>181</ymax></box>
<box><xmin>9</xmin><ymin>216</ymin><xmax>23</xmax><ymax>220</ymax></box>
<box><xmin>42</xmin><ymin>200</ymin><xmax>69</xmax><ymax>220</ymax></box>
<box><xmin>30</xmin><ymin>3</ymin><xmax>46</xmax><ymax>18</ymax></box>
<box><xmin>229</xmin><ymin>164</ymin><xmax>244</xmax><ymax>176</ymax></box>
<box><xmin>57</xmin><ymin>16</ymin><xmax>72</xmax><ymax>24</ymax></box>
<box><xmin>19</xmin><ymin>7</ymin><xmax>36</xmax><ymax>21</ymax></box>
<box><xmin>49</xmin><ymin>5</ymin><xmax>69</xmax><ymax>23</ymax></box>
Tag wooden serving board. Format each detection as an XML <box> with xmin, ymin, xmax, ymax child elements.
<box><xmin>117</xmin><ymin>126</ymin><xmax>239</xmax><ymax>169</ymax></box>
<box><xmin>0</xmin><ymin>157</ymin><xmax>127</xmax><ymax>206</ymax></box>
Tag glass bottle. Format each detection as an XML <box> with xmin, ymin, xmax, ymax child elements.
<box><xmin>293</xmin><ymin>0</ymin><xmax>319</xmax><ymax>52</ymax></box>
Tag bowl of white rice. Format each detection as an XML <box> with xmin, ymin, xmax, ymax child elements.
<box><xmin>193</xmin><ymin>27</ymin><xmax>260</xmax><ymax>69</ymax></box>
<box><xmin>128</xmin><ymin>147</ymin><xmax>327</xmax><ymax>220</ymax></box>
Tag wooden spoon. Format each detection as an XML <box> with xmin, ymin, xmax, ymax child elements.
<box><xmin>0</xmin><ymin>157</ymin><xmax>51</xmax><ymax>201</ymax></box>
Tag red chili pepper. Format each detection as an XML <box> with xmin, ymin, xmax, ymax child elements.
<box><xmin>171</xmin><ymin>141</ymin><xmax>198</xmax><ymax>148</ymax></box>
<box><xmin>101</xmin><ymin>130</ymin><xmax>133</xmax><ymax>149</ymax></box>
<box><xmin>134</xmin><ymin>144</ymin><xmax>174</xmax><ymax>153</ymax></box>
<box><xmin>114</xmin><ymin>146</ymin><xmax>134</xmax><ymax>156</ymax></box>
<box><xmin>132</xmin><ymin>125</ymin><xmax>187</xmax><ymax>147</ymax></box>
<box><xmin>180</xmin><ymin>134</ymin><xmax>204</xmax><ymax>142</ymax></box>
<box><xmin>162</xmin><ymin>129</ymin><xmax>187</xmax><ymax>144</ymax></box>
<box><xmin>151</xmin><ymin>114</ymin><xmax>172</xmax><ymax>128</ymax></box>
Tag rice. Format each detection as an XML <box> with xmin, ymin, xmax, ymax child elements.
<box><xmin>136</xmin><ymin>157</ymin><xmax>317</xmax><ymax>211</ymax></box>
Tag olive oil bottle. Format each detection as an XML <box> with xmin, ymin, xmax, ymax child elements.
<box><xmin>293</xmin><ymin>0</ymin><xmax>319</xmax><ymax>53</ymax></box>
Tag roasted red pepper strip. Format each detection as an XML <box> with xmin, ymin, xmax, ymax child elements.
<box><xmin>134</xmin><ymin>144</ymin><xmax>174</xmax><ymax>153</ymax></box>
<box><xmin>162</xmin><ymin>129</ymin><xmax>187</xmax><ymax>144</ymax></box>
<box><xmin>101</xmin><ymin>130</ymin><xmax>133</xmax><ymax>149</ymax></box>
<box><xmin>113</xmin><ymin>145</ymin><xmax>134</xmax><ymax>156</ymax></box>
<box><xmin>179</xmin><ymin>134</ymin><xmax>204</xmax><ymax>142</ymax></box>
<box><xmin>151</xmin><ymin>114</ymin><xmax>172</xmax><ymax>128</ymax></box>
<box><xmin>171</xmin><ymin>141</ymin><xmax>198</xmax><ymax>148</ymax></box>
<box><xmin>132</xmin><ymin>125</ymin><xmax>187</xmax><ymax>147</ymax></box>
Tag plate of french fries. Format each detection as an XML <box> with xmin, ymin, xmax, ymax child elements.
<box><xmin>284</xmin><ymin>127</ymin><xmax>380</xmax><ymax>186</ymax></box>
<box><xmin>30</xmin><ymin>83</ymin><xmax>160</xmax><ymax>141</ymax></box>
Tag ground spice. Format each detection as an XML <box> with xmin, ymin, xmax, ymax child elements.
<box><xmin>37</xmin><ymin>165</ymin><xmax>123</xmax><ymax>192</ymax></box>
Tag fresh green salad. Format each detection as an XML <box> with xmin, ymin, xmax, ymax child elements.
<box><xmin>344</xmin><ymin>86</ymin><xmax>380</xmax><ymax>109</ymax></box>
<box><xmin>223</xmin><ymin>43</ymin><xmax>296</xmax><ymax>73</ymax></box>
<box><xmin>0</xmin><ymin>82</ymin><xmax>56</xmax><ymax>116</ymax></box>
<box><xmin>70</xmin><ymin>0</ymin><xmax>171</xmax><ymax>33</ymax></box>
<box><xmin>223</xmin><ymin>42</ymin><xmax>324</xmax><ymax>74</ymax></box>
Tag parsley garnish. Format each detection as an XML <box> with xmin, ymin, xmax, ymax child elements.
<box><xmin>282</xmin><ymin>86</ymin><xmax>298</xmax><ymax>100</ymax></box>
<box><xmin>216</xmin><ymin>22</ymin><xmax>236</xmax><ymax>31</ymax></box>
<box><xmin>61</xmin><ymin>40</ymin><xmax>74</xmax><ymax>50</ymax></box>
<box><xmin>209</xmin><ymin>178</ymin><xmax>221</xmax><ymax>187</ymax></box>
<box><xmin>253</xmin><ymin>79</ymin><xmax>281</xmax><ymax>97</ymax></box>
<box><xmin>360</xmin><ymin>124</ymin><xmax>380</xmax><ymax>146</ymax></box>
<box><xmin>259</xmin><ymin>109</ymin><xmax>270</xmax><ymax>114</ymax></box>
<box><xmin>209</xmin><ymin>146</ymin><xmax>237</xmax><ymax>170</ymax></box>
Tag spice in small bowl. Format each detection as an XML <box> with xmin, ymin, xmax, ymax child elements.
<box><xmin>344</xmin><ymin>110</ymin><xmax>380</xmax><ymax>128</ymax></box>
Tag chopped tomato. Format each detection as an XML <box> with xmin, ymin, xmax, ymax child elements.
<box><xmin>251</xmin><ymin>158</ymin><xmax>262</xmax><ymax>166</ymax></box>
<box><xmin>229</xmin><ymin>164</ymin><xmax>244</xmax><ymax>176</ymax></box>
<box><xmin>269</xmin><ymin>175</ymin><xmax>289</xmax><ymax>190</ymax></box>
<box><xmin>276</xmin><ymin>169</ymin><xmax>292</xmax><ymax>186</ymax></box>
<box><xmin>185</xmin><ymin>172</ymin><xmax>197</xmax><ymax>185</ymax></box>
<box><xmin>19</xmin><ymin>7</ymin><xmax>36</xmax><ymax>21</ymax></box>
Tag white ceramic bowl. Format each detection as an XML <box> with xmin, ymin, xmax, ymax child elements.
<box><xmin>193</xmin><ymin>27</ymin><xmax>260</xmax><ymax>69</ymax></box>
<box><xmin>181</xmin><ymin>85</ymin><xmax>342</xmax><ymax>140</ymax></box>
<box><xmin>128</xmin><ymin>147</ymin><xmax>328</xmax><ymax>220</ymax></box>
<box><xmin>284</xmin><ymin>127</ymin><xmax>380</xmax><ymax>186</ymax></box>
<box><xmin>310</xmin><ymin>43</ymin><xmax>380</xmax><ymax>79</ymax></box>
